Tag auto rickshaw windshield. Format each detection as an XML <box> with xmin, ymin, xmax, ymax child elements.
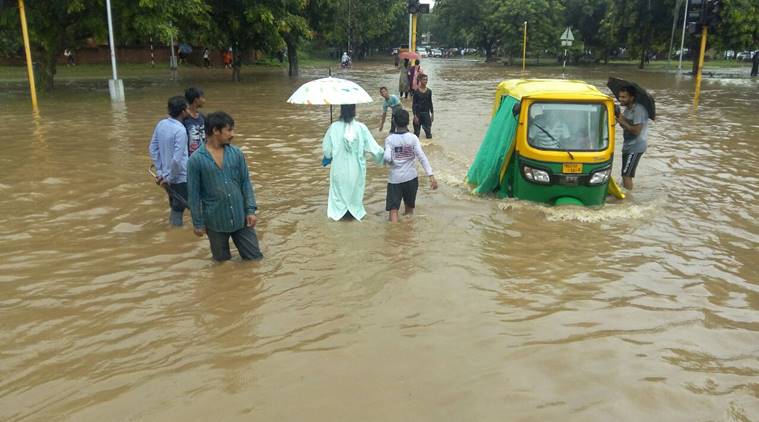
<box><xmin>527</xmin><ymin>102</ymin><xmax>609</xmax><ymax>151</ymax></box>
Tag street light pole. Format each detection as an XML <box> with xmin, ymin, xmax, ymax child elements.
<box><xmin>105</xmin><ymin>0</ymin><xmax>124</xmax><ymax>101</ymax></box>
<box><xmin>678</xmin><ymin>0</ymin><xmax>689</xmax><ymax>71</ymax></box>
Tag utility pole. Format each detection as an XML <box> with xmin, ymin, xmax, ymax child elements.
<box><xmin>678</xmin><ymin>0</ymin><xmax>690</xmax><ymax>71</ymax></box>
<box><xmin>668</xmin><ymin>0</ymin><xmax>683</xmax><ymax>68</ymax></box>
<box><xmin>105</xmin><ymin>0</ymin><xmax>124</xmax><ymax>101</ymax></box>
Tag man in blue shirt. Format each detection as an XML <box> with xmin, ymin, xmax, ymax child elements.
<box><xmin>149</xmin><ymin>96</ymin><xmax>189</xmax><ymax>226</ymax></box>
<box><xmin>187</xmin><ymin>112</ymin><xmax>263</xmax><ymax>261</ymax></box>
<box><xmin>379</xmin><ymin>86</ymin><xmax>403</xmax><ymax>133</ymax></box>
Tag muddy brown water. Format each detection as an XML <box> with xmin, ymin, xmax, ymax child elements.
<box><xmin>1</xmin><ymin>60</ymin><xmax>758</xmax><ymax>421</ymax></box>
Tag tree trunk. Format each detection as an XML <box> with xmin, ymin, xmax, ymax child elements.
<box><xmin>286</xmin><ymin>40</ymin><xmax>299</xmax><ymax>77</ymax></box>
<box><xmin>38</xmin><ymin>48</ymin><xmax>57</xmax><ymax>92</ymax></box>
<box><xmin>484</xmin><ymin>44</ymin><xmax>497</xmax><ymax>62</ymax></box>
<box><xmin>639</xmin><ymin>49</ymin><xmax>646</xmax><ymax>69</ymax></box>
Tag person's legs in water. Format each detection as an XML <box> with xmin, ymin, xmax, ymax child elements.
<box><xmin>401</xmin><ymin>178</ymin><xmax>418</xmax><ymax>215</ymax></box>
<box><xmin>420</xmin><ymin>112</ymin><xmax>432</xmax><ymax>138</ymax></box>
<box><xmin>621</xmin><ymin>152</ymin><xmax>643</xmax><ymax>190</ymax></box>
<box><xmin>206</xmin><ymin>229</ymin><xmax>232</xmax><ymax>261</ymax></box>
<box><xmin>386</xmin><ymin>182</ymin><xmax>403</xmax><ymax>223</ymax></box>
<box><xmin>230</xmin><ymin>227</ymin><xmax>263</xmax><ymax>260</ymax></box>
<box><xmin>168</xmin><ymin>182</ymin><xmax>188</xmax><ymax>226</ymax></box>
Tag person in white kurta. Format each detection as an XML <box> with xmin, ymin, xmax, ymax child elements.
<box><xmin>322</xmin><ymin>105</ymin><xmax>384</xmax><ymax>221</ymax></box>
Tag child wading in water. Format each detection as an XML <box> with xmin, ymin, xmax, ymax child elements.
<box><xmin>383</xmin><ymin>110</ymin><xmax>437</xmax><ymax>222</ymax></box>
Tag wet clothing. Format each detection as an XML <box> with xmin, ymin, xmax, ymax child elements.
<box><xmin>322</xmin><ymin>120</ymin><xmax>384</xmax><ymax>221</ymax></box>
<box><xmin>383</xmin><ymin>95</ymin><xmax>403</xmax><ymax>133</ymax></box>
<box><xmin>382</xmin><ymin>95</ymin><xmax>402</xmax><ymax>115</ymax></box>
<box><xmin>167</xmin><ymin>182</ymin><xmax>188</xmax><ymax>212</ymax></box>
<box><xmin>412</xmin><ymin>88</ymin><xmax>434</xmax><ymax>138</ymax></box>
<box><xmin>384</xmin><ymin>132</ymin><xmax>433</xmax><ymax>184</ymax></box>
<box><xmin>414</xmin><ymin>112</ymin><xmax>433</xmax><ymax>139</ymax></box>
<box><xmin>410</xmin><ymin>65</ymin><xmax>423</xmax><ymax>91</ymax></box>
<box><xmin>384</xmin><ymin>132</ymin><xmax>432</xmax><ymax>211</ymax></box>
<box><xmin>187</xmin><ymin>143</ymin><xmax>257</xmax><ymax>233</ymax></box>
<box><xmin>149</xmin><ymin>117</ymin><xmax>188</xmax><ymax>184</ymax></box>
<box><xmin>399</xmin><ymin>67</ymin><xmax>411</xmax><ymax>97</ymax></box>
<box><xmin>386</xmin><ymin>177</ymin><xmax>418</xmax><ymax>211</ymax></box>
<box><xmin>412</xmin><ymin>88</ymin><xmax>434</xmax><ymax>115</ymax></box>
<box><xmin>183</xmin><ymin>112</ymin><xmax>206</xmax><ymax>157</ymax></box>
<box><xmin>621</xmin><ymin>152</ymin><xmax>644</xmax><ymax>177</ymax></box>
<box><xmin>621</xmin><ymin>103</ymin><xmax>648</xmax><ymax>154</ymax></box>
<box><xmin>207</xmin><ymin>226</ymin><xmax>262</xmax><ymax>261</ymax></box>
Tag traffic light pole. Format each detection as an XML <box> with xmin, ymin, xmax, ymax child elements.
<box><xmin>411</xmin><ymin>14</ymin><xmax>418</xmax><ymax>52</ymax></box>
<box><xmin>693</xmin><ymin>25</ymin><xmax>708</xmax><ymax>106</ymax></box>
<box><xmin>18</xmin><ymin>0</ymin><xmax>38</xmax><ymax>112</ymax></box>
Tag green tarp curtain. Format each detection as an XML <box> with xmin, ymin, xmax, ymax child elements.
<box><xmin>465</xmin><ymin>95</ymin><xmax>519</xmax><ymax>194</ymax></box>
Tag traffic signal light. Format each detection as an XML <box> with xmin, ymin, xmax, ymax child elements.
<box><xmin>705</xmin><ymin>0</ymin><xmax>722</xmax><ymax>28</ymax></box>
<box><xmin>686</xmin><ymin>0</ymin><xmax>704</xmax><ymax>35</ymax></box>
<box><xmin>407</xmin><ymin>0</ymin><xmax>430</xmax><ymax>14</ymax></box>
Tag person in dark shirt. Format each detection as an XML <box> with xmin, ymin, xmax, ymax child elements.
<box><xmin>187</xmin><ymin>112</ymin><xmax>262</xmax><ymax>261</ymax></box>
<box><xmin>183</xmin><ymin>87</ymin><xmax>206</xmax><ymax>157</ymax></box>
<box><xmin>412</xmin><ymin>74</ymin><xmax>434</xmax><ymax>139</ymax></box>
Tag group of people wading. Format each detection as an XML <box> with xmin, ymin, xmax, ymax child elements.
<box><xmin>149</xmin><ymin>68</ymin><xmax>438</xmax><ymax>261</ymax></box>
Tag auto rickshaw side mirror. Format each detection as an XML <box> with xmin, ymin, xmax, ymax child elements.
<box><xmin>512</xmin><ymin>102</ymin><xmax>521</xmax><ymax>116</ymax></box>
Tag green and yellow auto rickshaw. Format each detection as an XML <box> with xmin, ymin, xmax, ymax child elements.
<box><xmin>467</xmin><ymin>79</ymin><xmax>625</xmax><ymax>206</ymax></box>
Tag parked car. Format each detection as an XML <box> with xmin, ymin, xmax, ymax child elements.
<box><xmin>737</xmin><ymin>51</ymin><xmax>755</xmax><ymax>61</ymax></box>
<box><xmin>416</xmin><ymin>49</ymin><xmax>429</xmax><ymax>58</ymax></box>
<box><xmin>430</xmin><ymin>48</ymin><xmax>443</xmax><ymax>58</ymax></box>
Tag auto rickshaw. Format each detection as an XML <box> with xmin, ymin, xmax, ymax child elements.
<box><xmin>467</xmin><ymin>79</ymin><xmax>625</xmax><ymax>206</ymax></box>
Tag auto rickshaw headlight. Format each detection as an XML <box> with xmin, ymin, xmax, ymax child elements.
<box><xmin>522</xmin><ymin>165</ymin><xmax>551</xmax><ymax>184</ymax></box>
<box><xmin>589</xmin><ymin>167</ymin><xmax>611</xmax><ymax>185</ymax></box>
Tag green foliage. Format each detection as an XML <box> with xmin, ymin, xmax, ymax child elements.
<box><xmin>710</xmin><ymin>0</ymin><xmax>759</xmax><ymax>51</ymax></box>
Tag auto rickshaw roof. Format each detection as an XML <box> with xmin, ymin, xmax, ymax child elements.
<box><xmin>492</xmin><ymin>79</ymin><xmax>612</xmax><ymax>116</ymax></box>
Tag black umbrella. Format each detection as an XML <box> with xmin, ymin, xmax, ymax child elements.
<box><xmin>607</xmin><ymin>77</ymin><xmax>656</xmax><ymax>121</ymax></box>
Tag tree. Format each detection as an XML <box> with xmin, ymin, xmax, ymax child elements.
<box><xmin>563</xmin><ymin>0</ymin><xmax>611</xmax><ymax>61</ymax></box>
<box><xmin>0</xmin><ymin>0</ymin><xmax>208</xmax><ymax>91</ymax></box>
<box><xmin>709</xmin><ymin>0</ymin><xmax>759</xmax><ymax>54</ymax></box>
<box><xmin>434</xmin><ymin>0</ymin><xmax>501</xmax><ymax>61</ymax></box>
<box><xmin>0</xmin><ymin>1</ymin><xmax>105</xmax><ymax>91</ymax></box>
<box><xmin>604</xmin><ymin>0</ymin><xmax>678</xmax><ymax>69</ymax></box>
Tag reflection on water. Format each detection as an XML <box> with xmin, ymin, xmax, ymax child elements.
<box><xmin>1</xmin><ymin>61</ymin><xmax>758</xmax><ymax>421</ymax></box>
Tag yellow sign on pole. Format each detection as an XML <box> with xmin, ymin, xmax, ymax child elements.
<box><xmin>18</xmin><ymin>0</ymin><xmax>38</xmax><ymax>112</ymax></box>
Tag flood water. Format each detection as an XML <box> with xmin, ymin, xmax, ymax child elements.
<box><xmin>1</xmin><ymin>59</ymin><xmax>758</xmax><ymax>421</ymax></box>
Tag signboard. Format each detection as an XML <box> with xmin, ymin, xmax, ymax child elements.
<box><xmin>560</xmin><ymin>27</ymin><xmax>574</xmax><ymax>46</ymax></box>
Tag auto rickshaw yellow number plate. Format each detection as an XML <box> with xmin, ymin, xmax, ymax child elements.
<box><xmin>563</xmin><ymin>163</ymin><xmax>583</xmax><ymax>174</ymax></box>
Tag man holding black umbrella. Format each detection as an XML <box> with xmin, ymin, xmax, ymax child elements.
<box><xmin>616</xmin><ymin>85</ymin><xmax>649</xmax><ymax>191</ymax></box>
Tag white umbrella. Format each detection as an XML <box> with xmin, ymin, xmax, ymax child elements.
<box><xmin>287</xmin><ymin>77</ymin><xmax>373</xmax><ymax>105</ymax></box>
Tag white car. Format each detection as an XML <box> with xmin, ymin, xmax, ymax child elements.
<box><xmin>430</xmin><ymin>49</ymin><xmax>443</xmax><ymax>58</ymax></box>
<box><xmin>416</xmin><ymin>49</ymin><xmax>428</xmax><ymax>58</ymax></box>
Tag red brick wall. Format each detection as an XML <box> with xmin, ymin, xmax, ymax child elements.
<box><xmin>1</xmin><ymin>46</ymin><xmax>258</xmax><ymax>66</ymax></box>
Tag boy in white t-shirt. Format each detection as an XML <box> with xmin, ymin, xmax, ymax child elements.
<box><xmin>383</xmin><ymin>110</ymin><xmax>438</xmax><ymax>223</ymax></box>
